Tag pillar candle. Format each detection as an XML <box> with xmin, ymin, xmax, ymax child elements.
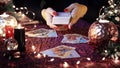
<box><xmin>14</xmin><ymin>25</ymin><xmax>25</xmax><ymax>52</ymax></box>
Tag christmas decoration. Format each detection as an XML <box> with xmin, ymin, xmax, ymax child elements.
<box><xmin>0</xmin><ymin>0</ymin><xmax>15</xmax><ymax>14</ymax></box>
<box><xmin>102</xmin><ymin>0</ymin><xmax>120</xmax><ymax>25</ymax></box>
<box><xmin>91</xmin><ymin>0</ymin><xmax>120</xmax><ymax>59</ymax></box>
<box><xmin>88</xmin><ymin>19</ymin><xmax>118</xmax><ymax>45</ymax></box>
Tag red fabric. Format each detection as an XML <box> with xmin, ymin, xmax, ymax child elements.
<box><xmin>0</xmin><ymin>20</ymin><xmax>120</xmax><ymax>68</ymax></box>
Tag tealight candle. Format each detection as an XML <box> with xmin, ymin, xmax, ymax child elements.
<box><xmin>14</xmin><ymin>24</ymin><xmax>25</xmax><ymax>52</ymax></box>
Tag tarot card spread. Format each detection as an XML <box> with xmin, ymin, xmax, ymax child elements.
<box><xmin>40</xmin><ymin>45</ymin><xmax>80</xmax><ymax>58</ymax></box>
<box><xmin>61</xmin><ymin>34</ymin><xmax>89</xmax><ymax>44</ymax></box>
<box><xmin>25</xmin><ymin>28</ymin><xmax>57</xmax><ymax>37</ymax></box>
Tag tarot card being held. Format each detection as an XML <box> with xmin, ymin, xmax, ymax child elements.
<box><xmin>61</xmin><ymin>34</ymin><xmax>88</xmax><ymax>44</ymax></box>
<box><xmin>26</xmin><ymin>28</ymin><xmax>57</xmax><ymax>37</ymax></box>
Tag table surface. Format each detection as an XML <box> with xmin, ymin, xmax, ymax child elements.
<box><xmin>0</xmin><ymin>20</ymin><xmax>120</xmax><ymax>68</ymax></box>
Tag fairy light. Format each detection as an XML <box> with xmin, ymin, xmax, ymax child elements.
<box><xmin>104</xmin><ymin>50</ymin><xmax>108</xmax><ymax>53</ymax></box>
<box><xmin>12</xmin><ymin>5</ymin><xmax>15</xmax><ymax>9</ymax></box>
<box><xmin>113</xmin><ymin>57</ymin><xmax>119</xmax><ymax>64</ymax></box>
<box><xmin>34</xmin><ymin>25</ymin><xmax>37</xmax><ymax>28</ymax></box>
<box><xmin>20</xmin><ymin>7</ymin><xmax>24</xmax><ymax>10</ymax></box>
<box><xmin>35</xmin><ymin>53</ymin><xmax>42</xmax><ymax>59</ymax></box>
<box><xmin>102</xmin><ymin>57</ymin><xmax>106</xmax><ymax>61</ymax></box>
<box><xmin>50</xmin><ymin>58</ymin><xmax>55</xmax><ymax>62</ymax></box>
<box><xmin>43</xmin><ymin>54</ymin><xmax>47</xmax><ymax>58</ymax></box>
<box><xmin>32</xmin><ymin>45</ymin><xmax>36</xmax><ymax>52</ymax></box>
<box><xmin>86</xmin><ymin>58</ymin><xmax>91</xmax><ymax>61</ymax></box>
<box><xmin>76</xmin><ymin>61</ymin><xmax>80</xmax><ymax>64</ymax></box>
<box><xmin>15</xmin><ymin>8</ymin><xmax>19</xmax><ymax>11</ymax></box>
<box><xmin>63</xmin><ymin>62</ymin><xmax>69</xmax><ymax>68</ymax></box>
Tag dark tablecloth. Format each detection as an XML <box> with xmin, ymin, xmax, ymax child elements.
<box><xmin>0</xmin><ymin>20</ymin><xmax>120</xmax><ymax>68</ymax></box>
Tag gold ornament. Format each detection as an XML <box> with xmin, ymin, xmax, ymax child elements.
<box><xmin>88</xmin><ymin>19</ymin><xmax>118</xmax><ymax>45</ymax></box>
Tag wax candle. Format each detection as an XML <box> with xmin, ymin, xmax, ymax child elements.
<box><xmin>5</xmin><ymin>25</ymin><xmax>14</xmax><ymax>39</ymax></box>
<box><xmin>14</xmin><ymin>24</ymin><xmax>25</xmax><ymax>52</ymax></box>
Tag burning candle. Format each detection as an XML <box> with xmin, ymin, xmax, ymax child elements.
<box><xmin>14</xmin><ymin>24</ymin><xmax>25</xmax><ymax>52</ymax></box>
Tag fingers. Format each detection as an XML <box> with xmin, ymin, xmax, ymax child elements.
<box><xmin>64</xmin><ymin>3</ymin><xmax>77</xmax><ymax>12</ymax></box>
<box><xmin>71</xmin><ymin>4</ymin><xmax>87</xmax><ymax>18</ymax></box>
<box><xmin>68</xmin><ymin>3</ymin><xmax>87</xmax><ymax>29</ymax></box>
<box><xmin>46</xmin><ymin>7</ymin><xmax>57</xmax><ymax>16</ymax></box>
<box><xmin>41</xmin><ymin>8</ymin><xmax>57</xmax><ymax>29</ymax></box>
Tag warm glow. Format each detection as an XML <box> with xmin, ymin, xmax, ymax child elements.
<box><xmin>10</xmin><ymin>19</ymin><xmax>15</xmax><ymax>26</ymax></box>
<box><xmin>50</xmin><ymin>58</ymin><xmax>55</xmax><ymax>62</ymax></box>
<box><xmin>102</xmin><ymin>57</ymin><xmax>106</xmax><ymax>60</ymax></box>
<box><xmin>43</xmin><ymin>54</ymin><xmax>46</xmax><ymax>58</ymax></box>
<box><xmin>87</xmin><ymin>58</ymin><xmax>91</xmax><ymax>61</ymax></box>
<box><xmin>113</xmin><ymin>59</ymin><xmax>119</xmax><ymax>64</ymax></box>
<box><xmin>99</xmin><ymin>19</ymin><xmax>109</xmax><ymax>23</ymax></box>
<box><xmin>0</xmin><ymin>13</ymin><xmax>9</xmax><ymax>17</ymax></box>
<box><xmin>32</xmin><ymin>45</ymin><xmax>35</xmax><ymax>51</ymax></box>
<box><xmin>35</xmin><ymin>53</ymin><xmax>42</xmax><ymax>59</ymax></box>
<box><xmin>16</xmin><ymin>24</ymin><xmax>24</xmax><ymax>29</ymax></box>
<box><xmin>104</xmin><ymin>50</ymin><xmax>108</xmax><ymax>53</ymax></box>
<box><xmin>63</xmin><ymin>62</ymin><xmax>69</xmax><ymax>68</ymax></box>
<box><xmin>76</xmin><ymin>61</ymin><xmax>80</xmax><ymax>64</ymax></box>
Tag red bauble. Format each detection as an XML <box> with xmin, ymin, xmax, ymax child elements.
<box><xmin>88</xmin><ymin>20</ymin><xmax>118</xmax><ymax>45</ymax></box>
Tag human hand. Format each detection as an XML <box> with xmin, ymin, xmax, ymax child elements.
<box><xmin>41</xmin><ymin>7</ymin><xmax>69</xmax><ymax>31</ymax></box>
<box><xmin>64</xmin><ymin>3</ymin><xmax>87</xmax><ymax>29</ymax></box>
<box><xmin>41</xmin><ymin>7</ymin><xmax>58</xmax><ymax>29</ymax></box>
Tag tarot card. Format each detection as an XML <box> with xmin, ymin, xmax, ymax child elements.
<box><xmin>40</xmin><ymin>45</ymin><xmax>80</xmax><ymax>58</ymax></box>
<box><xmin>26</xmin><ymin>28</ymin><xmax>57</xmax><ymax>37</ymax></box>
<box><xmin>61</xmin><ymin>34</ymin><xmax>80</xmax><ymax>44</ymax></box>
<box><xmin>52</xmin><ymin>12</ymin><xmax>71</xmax><ymax>25</ymax></box>
<box><xmin>61</xmin><ymin>34</ymin><xmax>88</xmax><ymax>44</ymax></box>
